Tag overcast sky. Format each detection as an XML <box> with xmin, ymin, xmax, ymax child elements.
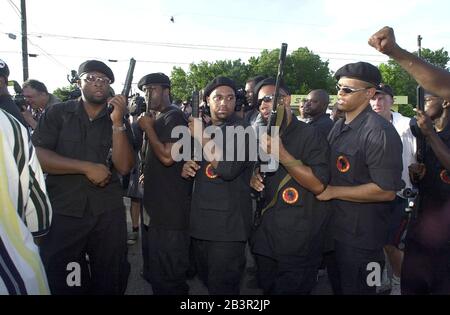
<box><xmin>1</xmin><ymin>0</ymin><xmax>449</xmax><ymax>93</ymax></box>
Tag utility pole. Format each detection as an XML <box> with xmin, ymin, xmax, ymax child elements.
<box><xmin>21</xmin><ymin>0</ymin><xmax>29</xmax><ymax>81</ymax></box>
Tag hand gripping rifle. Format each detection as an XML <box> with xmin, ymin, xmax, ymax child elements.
<box><xmin>254</xmin><ymin>43</ymin><xmax>288</xmax><ymax>227</ymax></box>
<box><xmin>107</xmin><ymin>58</ymin><xmax>136</xmax><ymax>113</ymax></box>
<box><xmin>106</xmin><ymin>58</ymin><xmax>136</xmax><ymax>170</ymax></box>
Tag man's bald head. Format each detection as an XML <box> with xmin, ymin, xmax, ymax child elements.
<box><xmin>303</xmin><ymin>89</ymin><xmax>330</xmax><ymax>118</ymax></box>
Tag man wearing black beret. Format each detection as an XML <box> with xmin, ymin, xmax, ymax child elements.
<box><xmin>249</xmin><ymin>78</ymin><xmax>331</xmax><ymax>294</ymax></box>
<box><xmin>136</xmin><ymin>72</ymin><xmax>192</xmax><ymax>294</ymax></box>
<box><xmin>32</xmin><ymin>59</ymin><xmax>135</xmax><ymax>294</ymax></box>
<box><xmin>181</xmin><ymin>76</ymin><xmax>254</xmax><ymax>294</ymax></box>
<box><xmin>317</xmin><ymin>61</ymin><xmax>404</xmax><ymax>295</ymax></box>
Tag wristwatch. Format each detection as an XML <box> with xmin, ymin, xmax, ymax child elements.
<box><xmin>112</xmin><ymin>124</ymin><xmax>126</xmax><ymax>132</ymax></box>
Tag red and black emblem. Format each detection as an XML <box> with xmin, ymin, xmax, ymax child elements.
<box><xmin>205</xmin><ymin>163</ymin><xmax>218</xmax><ymax>179</ymax></box>
<box><xmin>282</xmin><ymin>187</ymin><xmax>299</xmax><ymax>204</ymax></box>
<box><xmin>440</xmin><ymin>169</ymin><xmax>450</xmax><ymax>184</ymax></box>
<box><xmin>336</xmin><ymin>155</ymin><xmax>350</xmax><ymax>173</ymax></box>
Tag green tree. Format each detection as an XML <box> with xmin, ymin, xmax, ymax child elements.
<box><xmin>170</xmin><ymin>59</ymin><xmax>251</xmax><ymax>102</ymax></box>
<box><xmin>53</xmin><ymin>85</ymin><xmax>78</xmax><ymax>102</ymax></box>
<box><xmin>379</xmin><ymin>47</ymin><xmax>450</xmax><ymax>106</ymax></box>
<box><xmin>170</xmin><ymin>47</ymin><xmax>335</xmax><ymax>101</ymax></box>
<box><xmin>170</xmin><ymin>67</ymin><xmax>189</xmax><ymax>102</ymax></box>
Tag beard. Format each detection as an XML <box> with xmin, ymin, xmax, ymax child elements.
<box><xmin>84</xmin><ymin>92</ymin><xmax>108</xmax><ymax>105</ymax></box>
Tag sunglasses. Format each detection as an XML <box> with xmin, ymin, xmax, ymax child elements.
<box><xmin>258</xmin><ymin>94</ymin><xmax>285</xmax><ymax>105</ymax></box>
<box><xmin>336</xmin><ymin>84</ymin><xmax>369</xmax><ymax>94</ymax></box>
<box><xmin>82</xmin><ymin>74</ymin><xmax>112</xmax><ymax>85</ymax></box>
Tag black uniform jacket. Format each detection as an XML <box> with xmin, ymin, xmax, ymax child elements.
<box><xmin>328</xmin><ymin>105</ymin><xmax>404</xmax><ymax>250</ymax></box>
<box><xmin>252</xmin><ymin>115</ymin><xmax>331</xmax><ymax>259</ymax></box>
<box><xmin>32</xmin><ymin>99</ymin><xmax>133</xmax><ymax>217</ymax></box>
<box><xmin>190</xmin><ymin>113</ymin><xmax>253</xmax><ymax>242</ymax></box>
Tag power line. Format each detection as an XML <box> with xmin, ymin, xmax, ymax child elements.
<box><xmin>27</xmin><ymin>32</ymin><xmax>386</xmax><ymax>58</ymax></box>
<box><xmin>0</xmin><ymin>48</ymin><xmax>387</xmax><ymax>66</ymax></box>
<box><xmin>0</xmin><ymin>49</ymin><xmax>192</xmax><ymax>65</ymax></box>
<box><xmin>26</xmin><ymin>38</ymin><xmax>70</xmax><ymax>71</ymax></box>
<box><xmin>6</xmin><ymin>0</ymin><xmax>21</xmax><ymax>18</ymax></box>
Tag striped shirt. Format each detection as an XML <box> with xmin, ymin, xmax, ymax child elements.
<box><xmin>0</xmin><ymin>109</ymin><xmax>51</xmax><ymax>294</ymax></box>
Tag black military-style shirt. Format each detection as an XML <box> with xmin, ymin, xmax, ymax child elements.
<box><xmin>190</xmin><ymin>113</ymin><xmax>253</xmax><ymax>242</ymax></box>
<box><xmin>327</xmin><ymin>105</ymin><xmax>403</xmax><ymax>250</ymax></box>
<box><xmin>251</xmin><ymin>115</ymin><xmax>330</xmax><ymax>259</ymax></box>
<box><xmin>309</xmin><ymin>113</ymin><xmax>334</xmax><ymax>139</ymax></box>
<box><xmin>32</xmin><ymin>99</ymin><xmax>133</xmax><ymax>217</ymax></box>
<box><xmin>420</xmin><ymin>123</ymin><xmax>450</xmax><ymax>207</ymax></box>
<box><xmin>143</xmin><ymin>105</ymin><xmax>192</xmax><ymax>231</ymax></box>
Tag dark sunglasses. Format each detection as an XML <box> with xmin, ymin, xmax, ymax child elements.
<box><xmin>336</xmin><ymin>84</ymin><xmax>368</xmax><ymax>94</ymax></box>
<box><xmin>258</xmin><ymin>94</ymin><xmax>285</xmax><ymax>105</ymax></box>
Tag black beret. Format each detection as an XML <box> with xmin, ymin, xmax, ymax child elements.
<box><xmin>376</xmin><ymin>83</ymin><xmax>394</xmax><ymax>98</ymax></box>
<box><xmin>138</xmin><ymin>72</ymin><xmax>171</xmax><ymax>91</ymax></box>
<box><xmin>203</xmin><ymin>76</ymin><xmax>237</xmax><ymax>101</ymax></box>
<box><xmin>78</xmin><ymin>60</ymin><xmax>114</xmax><ymax>83</ymax></box>
<box><xmin>334</xmin><ymin>61</ymin><xmax>381</xmax><ymax>86</ymax></box>
<box><xmin>0</xmin><ymin>59</ymin><xmax>10</xmax><ymax>79</ymax></box>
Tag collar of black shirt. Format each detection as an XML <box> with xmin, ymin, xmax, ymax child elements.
<box><xmin>310</xmin><ymin>112</ymin><xmax>330</xmax><ymax>124</ymax></box>
<box><xmin>212</xmin><ymin>112</ymin><xmax>243</xmax><ymax>128</ymax></box>
<box><xmin>343</xmin><ymin>104</ymin><xmax>372</xmax><ymax>130</ymax></box>
<box><xmin>76</xmin><ymin>99</ymin><xmax>108</xmax><ymax>122</ymax></box>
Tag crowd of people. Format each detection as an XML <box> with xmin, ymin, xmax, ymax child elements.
<box><xmin>0</xmin><ymin>26</ymin><xmax>449</xmax><ymax>295</ymax></box>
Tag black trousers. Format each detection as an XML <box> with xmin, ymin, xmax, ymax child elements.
<box><xmin>192</xmin><ymin>238</ymin><xmax>246</xmax><ymax>295</ymax></box>
<box><xmin>254</xmin><ymin>250</ymin><xmax>321</xmax><ymax>295</ymax></box>
<box><xmin>147</xmin><ymin>227</ymin><xmax>190</xmax><ymax>295</ymax></box>
<box><xmin>402</xmin><ymin>237</ymin><xmax>450</xmax><ymax>294</ymax></box>
<box><xmin>40</xmin><ymin>208</ymin><xmax>129</xmax><ymax>295</ymax></box>
<box><xmin>332</xmin><ymin>241</ymin><xmax>385</xmax><ymax>295</ymax></box>
<box><xmin>140</xmin><ymin>208</ymin><xmax>150</xmax><ymax>282</ymax></box>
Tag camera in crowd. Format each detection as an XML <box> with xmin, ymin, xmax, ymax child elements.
<box><xmin>67</xmin><ymin>70</ymin><xmax>81</xmax><ymax>100</ymax></box>
<box><xmin>128</xmin><ymin>93</ymin><xmax>147</xmax><ymax>116</ymax></box>
<box><xmin>8</xmin><ymin>80</ymin><xmax>26</xmax><ymax>111</ymax></box>
<box><xmin>235</xmin><ymin>87</ymin><xmax>249</xmax><ymax>112</ymax></box>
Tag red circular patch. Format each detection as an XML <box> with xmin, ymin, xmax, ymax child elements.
<box><xmin>440</xmin><ymin>169</ymin><xmax>450</xmax><ymax>184</ymax></box>
<box><xmin>205</xmin><ymin>163</ymin><xmax>218</xmax><ymax>179</ymax></box>
<box><xmin>282</xmin><ymin>187</ymin><xmax>299</xmax><ymax>204</ymax></box>
<box><xmin>336</xmin><ymin>155</ymin><xmax>350</xmax><ymax>173</ymax></box>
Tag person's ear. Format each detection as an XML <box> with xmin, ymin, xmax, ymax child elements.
<box><xmin>442</xmin><ymin>100</ymin><xmax>450</xmax><ymax>109</ymax></box>
<box><xmin>367</xmin><ymin>87</ymin><xmax>376</xmax><ymax>99</ymax></box>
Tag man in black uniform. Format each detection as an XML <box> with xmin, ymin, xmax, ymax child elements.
<box><xmin>317</xmin><ymin>62</ymin><xmax>404</xmax><ymax>295</ymax></box>
<box><xmin>137</xmin><ymin>73</ymin><xmax>192</xmax><ymax>295</ymax></box>
<box><xmin>303</xmin><ymin>89</ymin><xmax>334</xmax><ymax>138</ymax></box>
<box><xmin>0</xmin><ymin>59</ymin><xmax>28</xmax><ymax>127</ymax></box>
<box><xmin>181</xmin><ymin>76</ymin><xmax>253</xmax><ymax>295</ymax></box>
<box><xmin>249</xmin><ymin>78</ymin><xmax>330</xmax><ymax>294</ymax></box>
<box><xmin>32</xmin><ymin>60</ymin><xmax>135</xmax><ymax>294</ymax></box>
<box><xmin>402</xmin><ymin>92</ymin><xmax>450</xmax><ymax>294</ymax></box>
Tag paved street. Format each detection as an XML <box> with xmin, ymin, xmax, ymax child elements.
<box><xmin>123</xmin><ymin>198</ymin><xmax>333</xmax><ymax>295</ymax></box>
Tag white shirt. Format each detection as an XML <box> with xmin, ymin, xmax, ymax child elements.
<box><xmin>391</xmin><ymin>111</ymin><xmax>417</xmax><ymax>197</ymax></box>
